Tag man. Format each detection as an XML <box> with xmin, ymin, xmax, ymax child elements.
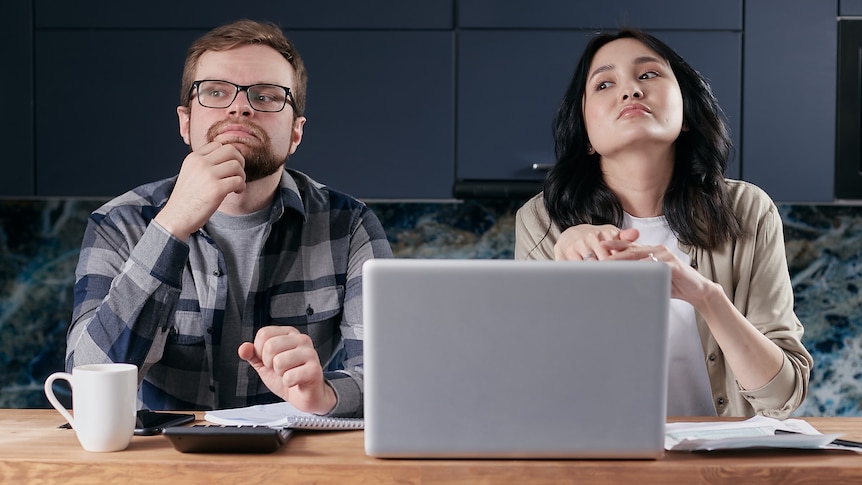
<box><xmin>66</xmin><ymin>19</ymin><xmax>392</xmax><ymax>417</ymax></box>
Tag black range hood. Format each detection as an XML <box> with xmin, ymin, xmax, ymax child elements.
<box><xmin>453</xmin><ymin>180</ymin><xmax>543</xmax><ymax>200</ymax></box>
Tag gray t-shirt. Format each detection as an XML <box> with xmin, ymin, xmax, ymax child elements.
<box><xmin>205</xmin><ymin>207</ymin><xmax>270</xmax><ymax>408</ymax></box>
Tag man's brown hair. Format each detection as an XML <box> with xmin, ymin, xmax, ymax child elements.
<box><xmin>180</xmin><ymin>19</ymin><xmax>307</xmax><ymax>117</ymax></box>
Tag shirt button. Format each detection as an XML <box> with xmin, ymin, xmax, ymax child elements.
<box><xmin>206</xmin><ymin>327</ymin><xmax>213</xmax><ymax>334</ymax></box>
<box><xmin>213</xmin><ymin>270</ymin><xmax>221</xmax><ymax>276</ymax></box>
<box><xmin>306</xmin><ymin>305</ymin><xmax>314</xmax><ymax>316</ymax></box>
<box><xmin>716</xmin><ymin>397</ymin><xmax>726</xmax><ymax>406</ymax></box>
<box><xmin>690</xmin><ymin>261</ymin><xmax>698</xmax><ymax>269</ymax></box>
<box><xmin>708</xmin><ymin>353</ymin><xmax>717</xmax><ymax>362</ymax></box>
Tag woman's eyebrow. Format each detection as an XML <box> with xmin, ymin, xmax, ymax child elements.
<box><xmin>633</xmin><ymin>55</ymin><xmax>662</xmax><ymax>65</ymax></box>
<box><xmin>590</xmin><ymin>56</ymin><xmax>662</xmax><ymax>79</ymax></box>
<box><xmin>589</xmin><ymin>64</ymin><xmax>614</xmax><ymax>81</ymax></box>
<box><xmin>589</xmin><ymin>54</ymin><xmax>664</xmax><ymax>82</ymax></box>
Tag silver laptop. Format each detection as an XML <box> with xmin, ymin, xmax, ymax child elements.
<box><xmin>363</xmin><ymin>259</ymin><xmax>670</xmax><ymax>459</ymax></box>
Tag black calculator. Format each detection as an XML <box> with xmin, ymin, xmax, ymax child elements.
<box><xmin>163</xmin><ymin>425</ymin><xmax>293</xmax><ymax>453</ymax></box>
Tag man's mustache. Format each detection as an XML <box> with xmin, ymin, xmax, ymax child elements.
<box><xmin>206</xmin><ymin>119</ymin><xmax>268</xmax><ymax>143</ymax></box>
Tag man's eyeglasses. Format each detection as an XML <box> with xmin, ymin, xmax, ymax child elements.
<box><xmin>191</xmin><ymin>80</ymin><xmax>296</xmax><ymax>113</ymax></box>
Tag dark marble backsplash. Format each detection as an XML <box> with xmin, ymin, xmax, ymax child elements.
<box><xmin>1</xmin><ymin>198</ymin><xmax>860</xmax><ymax>417</ymax></box>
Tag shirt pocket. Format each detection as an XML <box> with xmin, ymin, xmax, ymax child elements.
<box><xmin>268</xmin><ymin>285</ymin><xmax>345</xmax><ymax>330</ymax></box>
<box><xmin>161</xmin><ymin>308</ymin><xmax>207</xmax><ymax>368</ymax></box>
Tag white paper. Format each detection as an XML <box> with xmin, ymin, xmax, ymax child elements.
<box><xmin>204</xmin><ymin>402</ymin><xmax>364</xmax><ymax>430</ymax></box>
<box><xmin>205</xmin><ymin>401</ymin><xmax>315</xmax><ymax>427</ymax></box>
<box><xmin>665</xmin><ymin>416</ymin><xmax>842</xmax><ymax>451</ymax></box>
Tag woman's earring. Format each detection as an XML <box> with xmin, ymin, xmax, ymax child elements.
<box><xmin>587</xmin><ymin>143</ymin><xmax>594</xmax><ymax>155</ymax></box>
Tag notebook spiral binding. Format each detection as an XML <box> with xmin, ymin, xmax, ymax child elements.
<box><xmin>285</xmin><ymin>415</ymin><xmax>364</xmax><ymax>430</ymax></box>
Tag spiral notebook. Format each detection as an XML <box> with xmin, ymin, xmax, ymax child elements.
<box><xmin>363</xmin><ymin>259</ymin><xmax>671</xmax><ymax>459</ymax></box>
<box><xmin>205</xmin><ymin>402</ymin><xmax>363</xmax><ymax>430</ymax></box>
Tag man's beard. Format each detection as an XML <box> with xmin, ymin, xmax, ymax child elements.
<box><xmin>205</xmin><ymin>119</ymin><xmax>287</xmax><ymax>183</ymax></box>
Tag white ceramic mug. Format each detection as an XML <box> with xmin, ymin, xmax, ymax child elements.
<box><xmin>44</xmin><ymin>363</ymin><xmax>138</xmax><ymax>452</ymax></box>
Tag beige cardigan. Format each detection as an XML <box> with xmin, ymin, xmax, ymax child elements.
<box><xmin>515</xmin><ymin>179</ymin><xmax>813</xmax><ymax>418</ymax></box>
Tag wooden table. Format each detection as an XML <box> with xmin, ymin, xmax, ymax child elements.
<box><xmin>3</xmin><ymin>410</ymin><xmax>862</xmax><ymax>484</ymax></box>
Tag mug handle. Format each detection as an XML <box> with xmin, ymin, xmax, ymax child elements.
<box><xmin>44</xmin><ymin>372</ymin><xmax>75</xmax><ymax>427</ymax></box>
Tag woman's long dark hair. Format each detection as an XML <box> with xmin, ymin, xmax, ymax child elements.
<box><xmin>543</xmin><ymin>29</ymin><xmax>742</xmax><ymax>250</ymax></box>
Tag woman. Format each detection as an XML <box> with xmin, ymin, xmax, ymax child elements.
<box><xmin>515</xmin><ymin>29</ymin><xmax>812</xmax><ymax>418</ymax></box>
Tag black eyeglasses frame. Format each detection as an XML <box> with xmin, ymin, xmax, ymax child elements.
<box><xmin>190</xmin><ymin>79</ymin><xmax>296</xmax><ymax>113</ymax></box>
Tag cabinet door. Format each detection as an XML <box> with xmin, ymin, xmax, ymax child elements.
<box><xmin>286</xmin><ymin>31</ymin><xmax>454</xmax><ymax>200</ymax></box>
<box><xmin>458</xmin><ymin>0</ymin><xmax>741</xmax><ymax>30</ymax></box>
<box><xmin>35</xmin><ymin>0</ymin><xmax>453</xmax><ymax>29</ymax></box>
<box><xmin>842</xmin><ymin>0</ymin><xmax>862</xmax><ymax>15</ymax></box>
<box><xmin>34</xmin><ymin>30</ymin><xmax>454</xmax><ymax>199</ymax></box>
<box><xmin>457</xmin><ymin>31</ymin><xmax>741</xmax><ymax>185</ymax></box>
<box><xmin>457</xmin><ymin>31</ymin><xmax>582</xmax><ymax>185</ymax></box>
<box><xmin>743</xmin><ymin>0</ymin><xmax>836</xmax><ymax>202</ymax></box>
<box><xmin>3</xmin><ymin>1</ymin><xmax>35</xmax><ymax>195</ymax></box>
<box><xmin>35</xmin><ymin>30</ymin><xmax>197</xmax><ymax>196</ymax></box>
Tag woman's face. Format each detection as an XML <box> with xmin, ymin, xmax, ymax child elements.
<box><xmin>582</xmin><ymin>38</ymin><xmax>684</xmax><ymax>158</ymax></box>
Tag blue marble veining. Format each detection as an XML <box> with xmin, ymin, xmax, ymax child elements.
<box><xmin>1</xmin><ymin>198</ymin><xmax>860</xmax><ymax>417</ymax></box>
<box><xmin>780</xmin><ymin>205</ymin><xmax>862</xmax><ymax>416</ymax></box>
<box><xmin>371</xmin><ymin>200</ymin><xmax>521</xmax><ymax>260</ymax></box>
<box><xmin>0</xmin><ymin>200</ymin><xmax>104</xmax><ymax>408</ymax></box>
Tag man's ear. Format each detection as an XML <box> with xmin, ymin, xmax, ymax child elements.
<box><xmin>177</xmin><ymin>106</ymin><xmax>191</xmax><ymax>146</ymax></box>
<box><xmin>288</xmin><ymin>116</ymin><xmax>307</xmax><ymax>155</ymax></box>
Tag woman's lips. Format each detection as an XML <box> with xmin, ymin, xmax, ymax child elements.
<box><xmin>618</xmin><ymin>103</ymin><xmax>651</xmax><ymax>118</ymax></box>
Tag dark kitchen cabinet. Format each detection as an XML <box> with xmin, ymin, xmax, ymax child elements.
<box><xmin>31</xmin><ymin>0</ymin><xmax>455</xmax><ymax>198</ymax></box>
<box><xmin>455</xmin><ymin>0</ymin><xmax>742</xmax><ymax>197</ymax></box>
<box><xmin>34</xmin><ymin>30</ymin><xmax>454</xmax><ymax>199</ymax></box>
<box><xmin>7</xmin><ymin>0</ymin><xmax>849</xmax><ymax>201</ymax></box>
<box><xmin>3</xmin><ymin>2</ymin><xmax>35</xmax><ymax>196</ymax></box>
<box><xmin>742</xmin><ymin>0</ymin><xmax>837</xmax><ymax>202</ymax></box>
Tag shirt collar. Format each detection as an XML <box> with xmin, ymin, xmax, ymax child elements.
<box><xmin>272</xmin><ymin>169</ymin><xmax>307</xmax><ymax>223</ymax></box>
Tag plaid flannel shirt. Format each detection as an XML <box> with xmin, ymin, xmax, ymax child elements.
<box><xmin>66</xmin><ymin>169</ymin><xmax>392</xmax><ymax>417</ymax></box>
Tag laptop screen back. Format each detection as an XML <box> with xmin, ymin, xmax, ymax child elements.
<box><xmin>363</xmin><ymin>259</ymin><xmax>670</xmax><ymax>459</ymax></box>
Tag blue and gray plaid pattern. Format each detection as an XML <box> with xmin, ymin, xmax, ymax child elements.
<box><xmin>67</xmin><ymin>169</ymin><xmax>392</xmax><ymax>417</ymax></box>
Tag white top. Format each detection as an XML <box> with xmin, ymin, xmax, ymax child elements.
<box><xmin>623</xmin><ymin>213</ymin><xmax>717</xmax><ymax>416</ymax></box>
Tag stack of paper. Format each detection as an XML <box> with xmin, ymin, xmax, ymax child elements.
<box><xmin>665</xmin><ymin>416</ymin><xmax>842</xmax><ymax>451</ymax></box>
<box><xmin>205</xmin><ymin>402</ymin><xmax>363</xmax><ymax>430</ymax></box>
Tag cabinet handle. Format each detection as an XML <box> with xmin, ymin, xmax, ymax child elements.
<box><xmin>531</xmin><ymin>163</ymin><xmax>554</xmax><ymax>171</ymax></box>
